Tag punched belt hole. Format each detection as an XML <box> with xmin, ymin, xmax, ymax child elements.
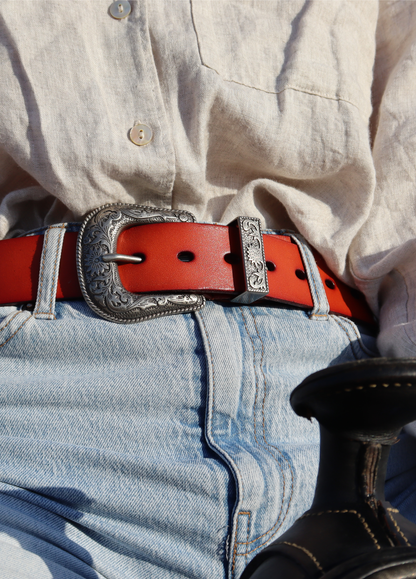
<box><xmin>224</xmin><ymin>253</ymin><xmax>241</xmax><ymax>265</ymax></box>
<box><xmin>177</xmin><ymin>251</ymin><xmax>195</xmax><ymax>263</ymax></box>
<box><xmin>223</xmin><ymin>253</ymin><xmax>275</xmax><ymax>271</ymax></box>
<box><xmin>325</xmin><ymin>279</ymin><xmax>336</xmax><ymax>290</ymax></box>
<box><xmin>295</xmin><ymin>269</ymin><xmax>307</xmax><ymax>281</ymax></box>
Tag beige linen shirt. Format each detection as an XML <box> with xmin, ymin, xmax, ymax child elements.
<box><xmin>0</xmin><ymin>0</ymin><xmax>415</xmax><ymax>357</ymax></box>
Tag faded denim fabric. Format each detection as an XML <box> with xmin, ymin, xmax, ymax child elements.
<box><xmin>0</xmin><ymin>224</ymin><xmax>378</xmax><ymax>578</ymax></box>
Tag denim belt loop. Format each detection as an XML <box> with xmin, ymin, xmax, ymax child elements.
<box><xmin>33</xmin><ymin>224</ymin><xmax>67</xmax><ymax>320</ymax></box>
<box><xmin>289</xmin><ymin>234</ymin><xmax>330</xmax><ymax>321</ymax></box>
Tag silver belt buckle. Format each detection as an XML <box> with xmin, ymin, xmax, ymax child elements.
<box><xmin>76</xmin><ymin>203</ymin><xmax>205</xmax><ymax>323</ymax></box>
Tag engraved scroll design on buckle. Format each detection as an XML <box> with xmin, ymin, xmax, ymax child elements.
<box><xmin>242</xmin><ymin>218</ymin><xmax>268</xmax><ymax>291</ymax></box>
<box><xmin>77</xmin><ymin>204</ymin><xmax>205</xmax><ymax>323</ymax></box>
<box><xmin>231</xmin><ymin>216</ymin><xmax>269</xmax><ymax>304</ymax></box>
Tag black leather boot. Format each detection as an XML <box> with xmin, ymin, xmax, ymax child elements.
<box><xmin>241</xmin><ymin>358</ymin><xmax>416</xmax><ymax>579</ymax></box>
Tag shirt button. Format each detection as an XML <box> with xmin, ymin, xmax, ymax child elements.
<box><xmin>129</xmin><ymin>124</ymin><xmax>153</xmax><ymax>146</ymax></box>
<box><xmin>109</xmin><ymin>1</ymin><xmax>131</xmax><ymax>19</ymax></box>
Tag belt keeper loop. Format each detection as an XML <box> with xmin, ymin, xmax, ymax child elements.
<box><xmin>230</xmin><ymin>216</ymin><xmax>269</xmax><ymax>305</ymax></box>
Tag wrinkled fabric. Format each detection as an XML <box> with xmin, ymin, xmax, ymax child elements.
<box><xmin>0</xmin><ymin>0</ymin><xmax>416</xmax><ymax>356</ymax></box>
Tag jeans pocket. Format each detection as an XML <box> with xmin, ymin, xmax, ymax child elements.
<box><xmin>0</xmin><ymin>307</ymin><xmax>32</xmax><ymax>350</ymax></box>
<box><xmin>330</xmin><ymin>314</ymin><xmax>379</xmax><ymax>360</ymax></box>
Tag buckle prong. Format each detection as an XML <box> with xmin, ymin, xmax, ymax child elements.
<box><xmin>102</xmin><ymin>253</ymin><xmax>144</xmax><ymax>264</ymax></box>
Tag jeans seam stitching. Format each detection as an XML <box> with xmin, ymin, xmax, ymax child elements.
<box><xmin>331</xmin><ymin>316</ymin><xmax>360</xmax><ymax>360</ymax></box>
<box><xmin>291</xmin><ymin>235</ymin><xmax>325</xmax><ymax>317</ymax></box>
<box><xmin>340</xmin><ymin>317</ymin><xmax>361</xmax><ymax>342</ymax></box>
<box><xmin>238</xmin><ymin>307</ymin><xmax>261</xmax><ymax>447</ymax></box>
<box><xmin>0</xmin><ymin>315</ymin><xmax>31</xmax><ymax>348</ymax></box>
<box><xmin>304</xmin><ymin>248</ymin><xmax>322</xmax><ymax>312</ymax></box>
<box><xmin>303</xmin><ymin>248</ymin><xmax>326</xmax><ymax>317</ymax></box>
<box><xmin>0</xmin><ymin>311</ymin><xmax>21</xmax><ymax>334</ymax></box>
<box><xmin>34</xmin><ymin>227</ymin><xmax>51</xmax><ymax>315</ymax></box>
<box><xmin>235</xmin><ymin>308</ymin><xmax>293</xmax><ymax>554</ymax></box>
<box><xmin>32</xmin><ymin>312</ymin><xmax>57</xmax><ymax>317</ymax></box>
<box><xmin>232</xmin><ymin>513</ymin><xmax>240</xmax><ymax>576</ymax></box>
<box><xmin>333</xmin><ymin>316</ymin><xmax>377</xmax><ymax>358</ymax></box>
<box><xmin>198</xmin><ymin>312</ymin><xmax>245</xmax><ymax>579</ymax></box>
<box><xmin>234</xmin><ymin>511</ymin><xmax>251</xmax><ymax>564</ymax></box>
<box><xmin>249</xmin><ymin>309</ymin><xmax>295</xmax><ymax>542</ymax></box>
<box><xmin>48</xmin><ymin>224</ymin><xmax>66</xmax><ymax>315</ymax></box>
<box><xmin>246</xmin><ymin>511</ymin><xmax>251</xmax><ymax>563</ymax></box>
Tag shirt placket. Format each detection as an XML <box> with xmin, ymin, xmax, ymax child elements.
<box><xmin>107</xmin><ymin>0</ymin><xmax>176</xmax><ymax>205</ymax></box>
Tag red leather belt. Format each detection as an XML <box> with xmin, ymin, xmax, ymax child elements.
<box><xmin>0</xmin><ymin>216</ymin><xmax>374</xmax><ymax>325</ymax></box>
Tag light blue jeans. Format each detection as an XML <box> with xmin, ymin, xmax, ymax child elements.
<box><xmin>0</xmin><ymin>224</ymin><xmax>379</xmax><ymax>579</ymax></box>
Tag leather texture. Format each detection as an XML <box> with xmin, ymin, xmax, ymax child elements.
<box><xmin>242</xmin><ymin>359</ymin><xmax>416</xmax><ymax>579</ymax></box>
<box><xmin>0</xmin><ymin>222</ymin><xmax>374</xmax><ymax>324</ymax></box>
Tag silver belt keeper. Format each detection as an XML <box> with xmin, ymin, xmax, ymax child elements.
<box><xmin>230</xmin><ymin>216</ymin><xmax>269</xmax><ymax>304</ymax></box>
